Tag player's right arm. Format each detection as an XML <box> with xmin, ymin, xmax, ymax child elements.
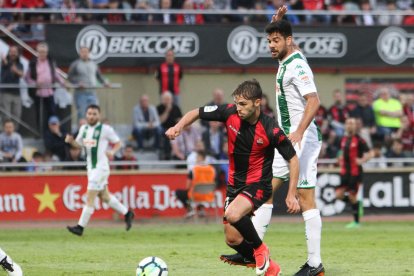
<box><xmin>165</xmin><ymin>108</ymin><xmax>200</xmax><ymax>140</ymax></box>
<box><xmin>272</xmin><ymin>126</ymin><xmax>300</xmax><ymax>214</ymax></box>
<box><xmin>65</xmin><ymin>126</ymin><xmax>85</xmax><ymax>148</ymax></box>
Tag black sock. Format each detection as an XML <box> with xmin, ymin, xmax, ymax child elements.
<box><xmin>230</xmin><ymin>216</ymin><xmax>262</xmax><ymax>249</ymax></box>
<box><xmin>352</xmin><ymin>203</ymin><xmax>359</xmax><ymax>223</ymax></box>
<box><xmin>229</xmin><ymin>239</ymin><xmax>254</xmax><ymax>260</ymax></box>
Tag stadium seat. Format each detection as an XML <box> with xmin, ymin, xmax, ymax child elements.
<box><xmin>189</xmin><ymin>182</ymin><xmax>219</xmax><ymax>223</ymax></box>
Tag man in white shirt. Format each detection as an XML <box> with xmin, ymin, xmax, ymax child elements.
<box><xmin>65</xmin><ymin>104</ymin><xmax>134</xmax><ymax>236</ymax></box>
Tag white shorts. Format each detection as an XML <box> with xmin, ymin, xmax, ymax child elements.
<box><xmin>87</xmin><ymin>169</ymin><xmax>110</xmax><ymax>191</ymax></box>
<box><xmin>272</xmin><ymin>139</ymin><xmax>321</xmax><ymax>189</ymax></box>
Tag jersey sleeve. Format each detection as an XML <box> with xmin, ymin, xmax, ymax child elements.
<box><xmin>291</xmin><ymin>59</ymin><xmax>317</xmax><ymax>97</ymax></box>
<box><xmin>199</xmin><ymin>104</ymin><xmax>234</xmax><ymax>122</ymax></box>
<box><xmin>271</xmin><ymin>125</ymin><xmax>296</xmax><ymax>161</ymax></box>
<box><xmin>75</xmin><ymin>125</ymin><xmax>85</xmax><ymax>146</ymax></box>
<box><xmin>105</xmin><ymin>125</ymin><xmax>121</xmax><ymax>144</ymax></box>
<box><xmin>358</xmin><ymin>136</ymin><xmax>370</xmax><ymax>155</ymax></box>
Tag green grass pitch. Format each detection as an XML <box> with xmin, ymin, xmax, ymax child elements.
<box><xmin>0</xmin><ymin>220</ymin><xmax>413</xmax><ymax>275</ymax></box>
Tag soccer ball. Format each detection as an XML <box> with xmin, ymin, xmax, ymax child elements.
<box><xmin>136</xmin><ymin>256</ymin><xmax>168</xmax><ymax>276</ymax></box>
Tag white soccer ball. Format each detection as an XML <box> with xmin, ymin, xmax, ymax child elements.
<box><xmin>136</xmin><ymin>256</ymin><xmax>168</xmax><ymax>276</ymax></box>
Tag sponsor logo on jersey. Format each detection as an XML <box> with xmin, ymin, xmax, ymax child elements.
<box><xmin>256</xmin><ymin>138</ymin><xmax>264</xmax><ymax>145</ymax></box>
<box><xmin>377</xmin><ymin>27</ymin><xmax>414</xmax><ymax>65</ymax></box>
<box><xmin>203</xmin><ymin>105</ymin><xmax>218</xmax><ymax>112</ymax></box>
<box><xmin>227</xmin><ymin>26</ymin><xmax>347</xmax><ymax>64</ymax></box>
<box><xmin>83</xmin><ymin>138</ymin><xmax>97</xmax><ymax>148</ymax></box>
<box><xmin>229</xmin><ymin>124</ymin><xmax>240</xmax><ymax>135</ymax></box>
<box><xmin>76</xmin><ymin>25</ymin><xmax>199</xmax><ymax>63</ymax></box>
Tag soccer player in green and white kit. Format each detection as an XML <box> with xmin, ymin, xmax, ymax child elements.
<box><xmin>65</xmin><ymin>104</ymin><xmax>134</xmax><ymax>236</ymax></box>
<box><xmin>266</xmin><ymin>19</ymin><xmax>325</xmax><ymax>276</ymax></box>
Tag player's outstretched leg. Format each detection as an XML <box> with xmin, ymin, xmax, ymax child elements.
<box><xmin>124</xmin><ymin>209</ymin><xmax>135</xmax><ymax>231</ymax></box>
<box><xmin>265</xmin><ymin>259</ymin><xmax>281</xmax><ymax>276</ymax></box>
<box><xmin>294</xmin><ymin>262</ymin><xmax>325</xmax><ymax>276</ymax></box>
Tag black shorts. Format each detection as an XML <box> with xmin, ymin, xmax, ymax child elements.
<box><xmin>337</xmin><ymin>174</ymin><xmax>362</xmax><ymax>195</ymax></box>
<box><xmin>223</xmin><ymin>182</ymin><xmax>272</xmax><ymax>223</ymax></box>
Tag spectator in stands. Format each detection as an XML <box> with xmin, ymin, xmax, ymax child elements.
<box><xmin>203</xmin><ymin>0</ymin><xmax>222</xmax><ymax>23</ymax></box>
<box><xmin>107</xmin><ymin>0</ymin><xmax>130</xmax><ymax>22</ymax></box>
<box><xmin>134</xmin><ymin>0</ymin><xmax>150</xmax><ymax>22</ymax></box>
<box><xmin>372</xmin><ymin>86</ymin><xmax>403</xmax><ymax>141</ymax></box>
<box><xmin>322</xmin><ymin>129</ymin><xmax>341</xmax><ymax>160</ymax></box>
<box><xmin>0</xmin><ymin>45</ymin><xmax>24</xmax><ymax>128</ymax></box>
<box><xmin>156</xmin><ymin>49</ymin><xmax>183</xmax><ymax>106</ymax></box>
<box><xmin>201</xmin><ymin>88</ymin><xmax>226</xmax><ymax>128</ymax></box>
<box><xmin>365</xmin><ymin>141</ymin><xmax>387</xmax><ymax>169</ymax></box>
<box><xmin>64</xmin><ymin>145</ymin><xmax>86</xmax><ymax>170</ymax></box>
<box><xmin>152</xmin><ymin>0</ymin><xmax>176</xmax><ymax>24</ymax></box>
<box><xmin>57</xmin><ymin>0</ymin><xmax>82</xmax><ymax>23</ymax></box>
<box><xmin>0</xmin><ymin>119</ymin><xmax>25</xmax><ymax>170</ymax></box>
<box><xmin>402</xmin><ymin>93</ymin><xmax>414</xmax><ymax>127</ymax></box>
<box><xmin>386</xmin><ymin>139</ymin><xmax>407</xmax><ymax>167</ymax></box>
<box><xmin>216</xmin><ymin>139</ymin><xmax>228</xmax><ymax>188</ymax></box>
<box><xmin>350</xmin><ymin>92</ymin><xmax>376</xmax><ymax>147</ymax></box>
<box><xmin>25</xmin><ymin>42</ymin><xmax>66</xmax><ymax>134</ymax></box>
<box><xmin>302</xmin><ymin>0</ymin><xmax>329</xmax><ymax>24</ymax></box>
<box><xmin>328</xmin><ymin>89</ymin><xmax>348</xmax><ymax>137</ymax></box>
<box><xmin>176</xmin><ymin>0</ymin><xmax>205</xmax><ymax>24</ymax></box>
<box><xmin>357</xmin><ymin>0</ymin><xmax>376</xmax><ymax>25</ymax></box>
<box><xmin>187</xmin><ymin>139</ymin><xmax>216</xmax><ymax>171</ymax></box>
<box><xmin>0</xmin><ymin>0</ymin><xmax>13</xmax><ymax>26</ymax></box>
<box><xmin>171</xmin><ymin>124</ymin><xmax>201</xmax><ymax>166</ymax></box>
<box><xmin>315</xmin><ymin>104</ymin><xmax>330</xmax><ymax>139</ymax></box>
<box><xmin>157</xmin><ymin>91</ymin><xmax>182</xmax><ymax>159</ymax></box>
<box><xmin>202</xmin><ymin>120</ymin><xmax>225</xmax><ymax>159</ymax></box>
<box><xmin>132</xmin><ymin>94</ymin><xmax>162</xmax><ymax>150</ymax></box>
<box><xmin>44</xmin><ymin>115</ymin><xmax>68</xmax><ymax>161</ymax></box>
<box><xmin>377</xmin><ymin>0</ymin><xmax>403</xmax><ymax>25</ymax></box>
<box><xmin>392</xmin><ymin>116</ymin><xmax>414</xmax><ymax>157</ymax></box>
<box><xmin>115</xmin><ymin>144</ymin><xmax>139</xmax><ymax>170</ymax></box>
<box><xmin>260</xmin><ymin>93</ymin><xmax>275</xmax><ymax>119</ymax></box>
<box><xmin>26</xmin><ymin>151</ymin><xmax>45</xmax><ymax>172</ymax></box>
<box><xmin>68</xmin><ymin>46</ymin><xmax>110</xmax><ymax>121</ymax></box>
<box><xmin>175</xmin><ymin>150</ymin><xmax>216</xmax><ymax>218</ymax></box>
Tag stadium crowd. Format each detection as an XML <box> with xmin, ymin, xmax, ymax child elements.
<box><xmin>0</xmin><ymin>0</ymin><xmax>414</xmax><ymax>29</ymax></box>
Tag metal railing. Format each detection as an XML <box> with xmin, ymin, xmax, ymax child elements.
<box><xmin>0</xmin><ymin>158</ymin><xmax>413</xmax><ymax>170</ymax></box>
<box><xmin>0</xmin><ymin>8</ymin><xmax>413</xmax><ymax>17</ymax></box>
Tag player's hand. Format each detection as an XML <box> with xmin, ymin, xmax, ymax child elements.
<box><xmin>356</xmin><ymin>158</ymin><xmax>363</xmax><ymax>165</ymax></box>
<box><xmin>271</xmin><ymin>5</ymin><xmax>288</xmax><ymax>23</ymax></box>
<box><xmin>65</xmin><ymin>134</ymin><xmax>74</xmax><ymax>144</ymax></box>
<box><xmin>288</xmin><ymin>131</ymin><xmax>303</xmax><ymax>149</ymax></box>
<box><xmin>286</xmin><ymin>194</ymin><xmax>301</xmax><ymax>214</ymax></box>
<box><xmin>165</xmin><ymin>126</ymin><xmax>181</xmax><ymax>140</ymax></box>
<box><xmin>106</xmin><ymin>150</ymin><xmax>115</xmax><ymax>159</ymax></box>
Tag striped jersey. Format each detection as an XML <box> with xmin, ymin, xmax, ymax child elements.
<box><xmin>199</xmin><ymin>104</ymin><xmax>296</xmax><ymax>188</ymax></box>
<box><xmin>75</xmin><ymin>123</ymin><xmax>120</xmax><ymax>171</ymax></box>
<box><xmin>275</xmin><ymin>51</ymin><xmax>321</xmax><ymax>142</ymax></box>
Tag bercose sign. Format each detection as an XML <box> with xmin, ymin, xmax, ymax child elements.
<box><xmin>46</xmin><ymin>24</ymin><xmax>414</xmax><ymax>68</ymax></box>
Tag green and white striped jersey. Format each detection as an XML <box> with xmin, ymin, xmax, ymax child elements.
<box><xmin>275</xmin><ymin>51</ymin><xmax>321</xmax><ymax>142</ymax></box>
<box><xmin>75</xmin><ymin>123</ymin><xmax>120</xmax><ymax>171</ymax></box>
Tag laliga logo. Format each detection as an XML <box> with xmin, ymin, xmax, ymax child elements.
<box><xmin>76</xmin><ymin>25</ymin><xmax>199</xmax><ymax>63</ymax></box>
<box><xmin>377</xmin><ymin>27</ymin><xmax>414</xmax><ymax>65</ymax></box>
<box><xmin>315</xmin><ymin>173</ymin><xmax>346</xmax><ymax>216</ymax></box>
<box><xmin>227</xmin><ymin>26</ymin><xmax>347</xmax><ymax>64</ymax></box>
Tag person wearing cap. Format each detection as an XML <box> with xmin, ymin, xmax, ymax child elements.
<box><xmin>44</xmin><ymin>115</ymin><xmax>68</xmax><ymax>161</ymax></box>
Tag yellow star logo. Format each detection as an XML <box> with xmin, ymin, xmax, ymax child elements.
<box><xmin>33</xmin><ymin>184</ymin><xmax>60</xmax><ymax>213</ymax></box>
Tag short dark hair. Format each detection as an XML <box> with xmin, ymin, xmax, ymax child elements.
<box><xmin>3</xmin><ymin>119</ymin><xmax>14</xmax><ymax>126</ymax></box>
<box><xmin>196</xmin><ymin>150</ymin><xmax>207</xmax><ymax>160</ymax></box>
<box><xmin>264</xmin><ymin>20</ymin><xmax>292</xmax><ymax>38</ymax></box>
<box><xmin>231</xmin><ymin>79</ymin><xmax>263</xmax><ymax>101</ymax></box>
<box><xmin>86</xmin><ymin>104</ymin><xmax>100</xmax><ymax>112</ymax></box>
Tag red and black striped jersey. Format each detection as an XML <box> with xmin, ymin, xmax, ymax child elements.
<box><xmin>340</xmin><ymin>134</ymin><xmax>370</xmax><ymax>176</ymax></box>
<box><xmin>199</xmin><ymin>104</ymin><xmax>296</xmax><ymax>188</ymax></box>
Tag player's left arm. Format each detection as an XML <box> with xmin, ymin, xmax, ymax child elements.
<box><xmin>289</xmin><ymin>61</ymin><xmax>320</xmax><ymax>147</ymax></box>
<box><xmin>106</xmin><ymin>126</ymin><xmax>122</xmax><ymax>158</ymax></box>
<box><xmin>356</xmin><ymin>138</ymin><xmax>373</xmax><ymax>165</ymax></box>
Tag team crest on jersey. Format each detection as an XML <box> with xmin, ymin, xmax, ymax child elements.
<box><xmin>256</xmin><ymin>138</ymin><xmax>263</xmax><ymax>145</ymax></box>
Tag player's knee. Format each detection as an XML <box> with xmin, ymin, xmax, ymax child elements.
<box><xmin>224</xmin><ymin>209</ymin><xmax>241</xmax><ymax>224</ymax></box>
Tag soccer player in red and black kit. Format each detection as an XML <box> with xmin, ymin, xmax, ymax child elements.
<box><xmin>336</xmin><ymin>118</ymin><xmax>373</xmax><ymax>228</ymax></box>
<box><xmin>166</xmin><ymin>79</ymin><xmax>300</xmax><ymax>276</ymax></box>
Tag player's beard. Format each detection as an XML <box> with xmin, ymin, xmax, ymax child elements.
<box><xmin>87</xmin><ymin>118</ymin><xmax>99</xmax><ymax>126</ymax></box>
<box><xmin>277</xmin><ymin>46</ymin><xmax>288</xmax><ymax>61</ymax></box>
